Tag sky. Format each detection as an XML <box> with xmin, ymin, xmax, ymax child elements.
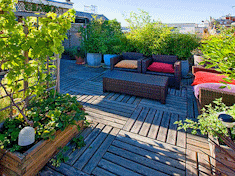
<box><xmin>70</xmin><ymin>0</ymin><xmax>235</xmax><ymax>26</ymax></box>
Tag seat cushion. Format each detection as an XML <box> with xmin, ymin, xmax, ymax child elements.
<box><xmin>194</xmin><ymin>83</ymin><xmax>235</xmax><ymax>99</ymax></box>
<box><xmin>191</xmin><ymin>71</ymin><xmax>235</xmax><ymax>86</ymax></box>
<box><xmin>147</xmin><ymin>62</ymin><xmax>174</xmax><ymax>73</ymax></box>
<box><xmin>115</xmin><ymin>60</ymin><xmax>138</xmax><ymax>69</ymax></box>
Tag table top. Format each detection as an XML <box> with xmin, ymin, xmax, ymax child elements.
<box><xmin>103</xmin><ymin>70</ymin><xmax>168</xmax><ymax>87</ymax></box>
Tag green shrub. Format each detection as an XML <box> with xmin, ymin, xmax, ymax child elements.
<box><xmin>79</xmin><ymin>17</ymin><xmax>124</xmax><ymax>54</ymax></box>
<box><xmin>175</xmin><ymin>98</ymin><xmax>235</xmax><ymax>138</ymax></box>
<box><xmin>200</xmin><ymin>26</ymin><xmax>235</xmax><ymax>82</ymax></box>
<box><xmin>0</xmin><ymin>90</ymin><xmax>86</xmax><ymax>152</ymax></box>
<box><xmin>124</xmin><ymin>9</ymin><xmax>200</xmax><ymax>58</ymax></box>
<box><xmin>163</xmin><ymin>32</ymin><xmax>200</xmax><ymax>60</ymax></box>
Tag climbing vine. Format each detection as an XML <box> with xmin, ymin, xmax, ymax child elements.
<box><xmin>0</xmin><ymin>0</ymin><xmax>75</xmax><ymax>123</ymax></box>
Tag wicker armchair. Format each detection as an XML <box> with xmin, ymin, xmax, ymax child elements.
<box><xmin>110</xmin><ymin>52</ymin><xmax>145</xmax><ymax>73</ymax></box>
<box><xmin>192</xmin><ymin>66</ymin><xmax>235</xmax><ymax>110</ymax></box>
<box><xmin>142</xmin><ymin>55</ymin><xmax>181</xmax><ymax>89</ymax></box>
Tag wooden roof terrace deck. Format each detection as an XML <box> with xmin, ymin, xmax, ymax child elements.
<box><xmin>39</xmin><ymin>59</ymin><xmax>212</xmax><ymax>176</ymax></box>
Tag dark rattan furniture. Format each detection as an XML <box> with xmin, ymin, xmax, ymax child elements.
<box><xmin>142</xmin><ymin>55</ymin><xmax>181</xmax><ymax>89</ymax></box>
<box><xmin>192</xmin><ymin>66</ymin><xmax>235</xmax><ymax>112</ymax></box>
<box><xmin>103</xmin><ymin>70</ymin><xmax>169</xmax><ymax>104</ymax></box>
<box><xmin>110</xmin><ymin>52</ymin><xmax>145</xmax><ymax>73</ymax></box>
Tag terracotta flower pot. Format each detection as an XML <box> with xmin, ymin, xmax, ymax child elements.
<box><xmin>75</xmin><ymin>56</ymin><xmax>85</xmax><ymax>65</ymax></box>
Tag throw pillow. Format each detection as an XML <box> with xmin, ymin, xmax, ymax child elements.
<box><xmin>115</xmin><ymin>60</ymin><xmax>138</xmax><ymax>69</ymax></box>
<box><xmin>191</xmin><ymin>71</ymin><xmax>235</xmax><ymax>86</ymax></box>
<box><xmin>147</xmin><ymin>62</ymin><xmax>174</xmax><ymax>73</ymax></box>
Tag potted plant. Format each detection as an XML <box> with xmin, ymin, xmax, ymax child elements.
<box><xmin>0</xmin><ymin>90</ymin><xmax>86</xmax><ymax>176</ymax></box>
<box><xmin>175</xmin><ymin>98</ymin><xmax>235</xmax><ymax>175</ymax></box>
<box><xmin>79</xmin><ymin>17</ymin><xmax>104</xmax><ymax>67</ymax></box>
<box><xmin>191</xmin><ymin>48</ymin><xmax>204</xmax><ymax>66</ymax></box>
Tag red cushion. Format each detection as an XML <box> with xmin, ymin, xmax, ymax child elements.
<box><xmin>147</xmin><ymin>62</ymin><xmax>175</xmax><ymax>73</ymax></box>
<box><xmin>191</xmin><ymin>71</ymin><xmax>235</xmax><ymax>86</ymax></box>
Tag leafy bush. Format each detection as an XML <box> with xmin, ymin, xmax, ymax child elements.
<box><xmin>200</xmin><ymin>26</ymin><xmax>235</xmax><ymax>83</ymax></box>
<box><xmin>124</xmin><ymin>9</ymin><xmax>200</xmax><ymax>58</ymax></box>
<box><xmin>79</xmin><ymin>17</ymin><xmax>124</xmax><ymax>54</ymax></box>
<box><xmin>175</xmin><ymin>98</ymin><xmax>235</xmax><ymax>138</ymax></box>
<box><xmin>162</xmin><ymin>32</ymin><xmax>200</xmax><ymax>60</ymax></box>
<box><xmin>0</xmin><ymin>90</ymin><xmax>86</xmax><ymax>152</ymax></box>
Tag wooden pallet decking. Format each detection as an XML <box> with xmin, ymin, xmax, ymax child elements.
<box><xmin>39</xmin><ymin>60</ymin><xmax>212</xmax><ymax>176</ymax></box>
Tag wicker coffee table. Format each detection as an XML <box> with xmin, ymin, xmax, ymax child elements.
<box><xmin>103</xmin><ymin>71</ymin><xmax>168</xmax><ymax>104</ymax></box>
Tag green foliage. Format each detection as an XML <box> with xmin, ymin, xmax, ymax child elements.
<box><xmin>123</xmin><ymin>9</ymin><xmax>200</xmax><ymax>58</ymax></box>
<box><xmin>100</xmin><ymin>19</ymin><xmax>125</xmax><ymax>54</ymax></box>
<box><xmin>124</xmin><ymin>9</ymin><xmax>153</xmax><ymax>30</ymax></box>
<box><xmin>175</xmin><ymin>98</ymin><xmax>235</xmax><ymax>137</ymax></box>
<box><xmin>199</xmin><ymin>26</ymin><xmax>235</xmax><ymax>82</ymax></box>
<box><xmin>0</xmin><ymin>90</ymin><xmax>86</xmax><ymax>152</ymax></box>
<box><xmin>125</xmin><ymin>21</ymin><xmax>172</xmax><ymax>56</ymax></box>
<box><xmin>79</xmin><ymin>17</ymin><xmax>124</xmax><ymax>54</ymax></box>
<box><xmin>64</xmin><ymin>46</ymin><xmax>85</xmax><ymax>58</ymax></box>
<box><xmin>162</xmin><ymin>32</ymin><xmax>200</xmax><ymax>60</ymax></box>
<box><xmin>0</xmin><ymin>0</ymin><xmax>75</xmax><ymax>121</ymax></box>
<box><xmin>71</xmin><ymin>136</ymin><xmax>86</xmax><ymax>151</ymax></box>
<box><xmin>50</xmin><ymin>146</ymin><xmax>69</xmax><ymax>167</ymax></box>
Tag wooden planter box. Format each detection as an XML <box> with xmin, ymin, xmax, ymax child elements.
<box><xmin>0</xmin><ymin>121</ymin><xmax>84</xmax><ymax>176</ymax></box>
<box><xmin>209</xmin><ymin>135</ymin><xmax>235</xmax><ymax>176</ymax></box>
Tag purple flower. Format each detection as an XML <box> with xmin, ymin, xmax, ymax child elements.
<box><xmin>83</xmin><ymin>26</ymin><xmax>86</xmax><ymax>29</ymax></box>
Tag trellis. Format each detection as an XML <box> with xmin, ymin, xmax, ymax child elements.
<box><xmin>0</xmin><ymin>11</ymin><xmax>61</xmax><ymax>120</ymax></box>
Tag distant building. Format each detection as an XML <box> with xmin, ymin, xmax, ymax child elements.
<box><xmin>210</xmin><ymin>15</ymin><xmax>235</xmax><ymax>27</ymax></box>
<box><xmin>166</xmin><ymin>23</ymin><xmax>196</xmax><ymax>34</ymax></box>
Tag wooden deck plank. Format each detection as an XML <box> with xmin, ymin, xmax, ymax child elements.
<box><xmin>177</xmin><ymin>115</ymin><xmax>187</xmax><ymax>148</ymax></box>
<box><xmin>92</xmin><ymin>167</ymin><xmax>116</xmax><ymax>176</ymax></box>
<box><xmin>166</xmin><ymin>113</ymin><xmax>179</xmax><ymax>145</ymax></box>
<box><xmin>67</xmin><ymin>123</ymin><xmax>105</xmax><ymax>165</ymax></box>
<box><xmin>82</xmin><ymin>128</ymin><xmax>120</xmax><ymax>174</ymax></box>
<box><xmin>48</xmin><ymin>163</ymin><xmax>89</xmax><ymax>176</ymax></box>
<box><xmin>126</xmin><ymin>96</ymin><xmax>136</xmax><ymax>104</ymax></box>
<box><xmin>111</xmin><ymin>140</ymin><xmax>186</xmax><ymax>170</ymax></box>
<box><xmin>103</xmin><ymin>152</ymin><xmax>169</xmax><ymax>176</ymax></box>
<box><xmin>121</xmin><ymin>95</ymin><xmax>131</xmax><ymax>103</ymax></box>
<box><xmin>147</xmin><ymin>110</ymin><xmax>164</xmax><ymax>139</ymax></box>
<box><xmin>86</xmin><ymin>115</ymin><xmax>124</xmax><ymax>129</ymax></box>
<box><xmin>109</xmin><ymin>93</ymin><xmax>121</xmax><ymax>101</ymax></box>
<box><xmin>198</xmin><ymin>152</ymin><xmax>211</xmax><ymax>175</ymax></box>
<box><xmin>122</xmin><ymin>106</ymin><xmax>143</xmax><ymax>131</ymax></box>
<box><xmin>85</xmin><ymin>106</ymin><xmax>128</xmax><ymax>121</ymax></box>
<box><xmin>116</xmin><ymin>134</ymin><xmax>186</xmax><ymax>161</ymax></box>
<box><xmin>185</xmin><ymin>149</ymin><xmax>198</xmax><ymax>176</ymax></box>
<box><xmin>118</xmin><ymin>130</ymin><xmax>185</xmax><ymax>154</ymax></box>
<box><xmin>87</xmin><ymin>111</ymin><xmax>126</xmax><ymax>125</ymax></box>
<box><xmin>39</xmin><ymin>166</ymin><xmax>64</xmax><ymax>176</ymax></box>
<box><xmin>133</xmin><ymin>97</ymin><xmax>142</xmax><ymax>105</ymax></box>
<box><xmin>104</xmin><ymin>92</ymin><xmax>115</xmax><ymax>99</ymax></box>
<box><xmin>130</xmin><ymin>107</ymin><xmax>150</xmax><ymax>134</ymax></box>
<box><xmin>115</xmin><ymin>94</ymin><xmax>125</xmax><ymax>102</ymax></box>
<box><xmin>84</xmin><ymin>104</ymin><xmax>132</xmax><ymax>118</ymax></box>
<box><xmin>157</xmin><ymin>112</ymin><xmax>171</xmax><ymax>142</ymax></box>
<box><xmin>138</xmin><ymin>108</ymin><xmax>156</xmax><ymax>136</ymax></box>
<box><xmin>73</xmin><ymin>126</ymin><xmax>113</xmax><ymax>170</ymax></box>
<box><xmin>98</xmin><ymin>159</ymin><xmax>142</xmax><ymax>176</ymax></box>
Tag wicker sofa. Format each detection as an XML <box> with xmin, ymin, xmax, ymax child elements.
<box><xmin>192</xmin><ymin>66</ymin><xmax>235</xmax><ymax>110</ymax></box>
<box><xmin>110</xmin><ymin>52</ymin><xmax>145</xmax><ymax>73</ymax></box>
<box><xmin>142</xmin><ymin>55</ymin><xmax>181</xmax><ymax>89</ymax></box>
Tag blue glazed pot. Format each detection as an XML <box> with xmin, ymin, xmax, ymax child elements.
<box><xmin>104</xmin><ymin>54</ymin><xmax>118</xmax><ymax>67</ymax></box>
<box><xmin>181</xmin><ymin>60</ymin><xmax>189</xmax><ymax>78</ymax></box>
<box><xmin>87</xmin><ymin>53</ymin><xmax>102</xmax><ymax>66</ymax></box>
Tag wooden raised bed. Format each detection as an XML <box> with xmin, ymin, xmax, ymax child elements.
<box><xmin>209</xmin><ymin>136</ymin><xmax>235</xmax><ymax>176</ymax></box>
<box><xmin>0</xmin><ymin>121</ymin><xmax>84</xmax><ymax>176</ymax></box>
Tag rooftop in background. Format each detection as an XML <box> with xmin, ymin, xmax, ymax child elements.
<box><xmin>76</xmin><ymin>11</ymin><xmax>109</xmax><ymax>21</ymax></box>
